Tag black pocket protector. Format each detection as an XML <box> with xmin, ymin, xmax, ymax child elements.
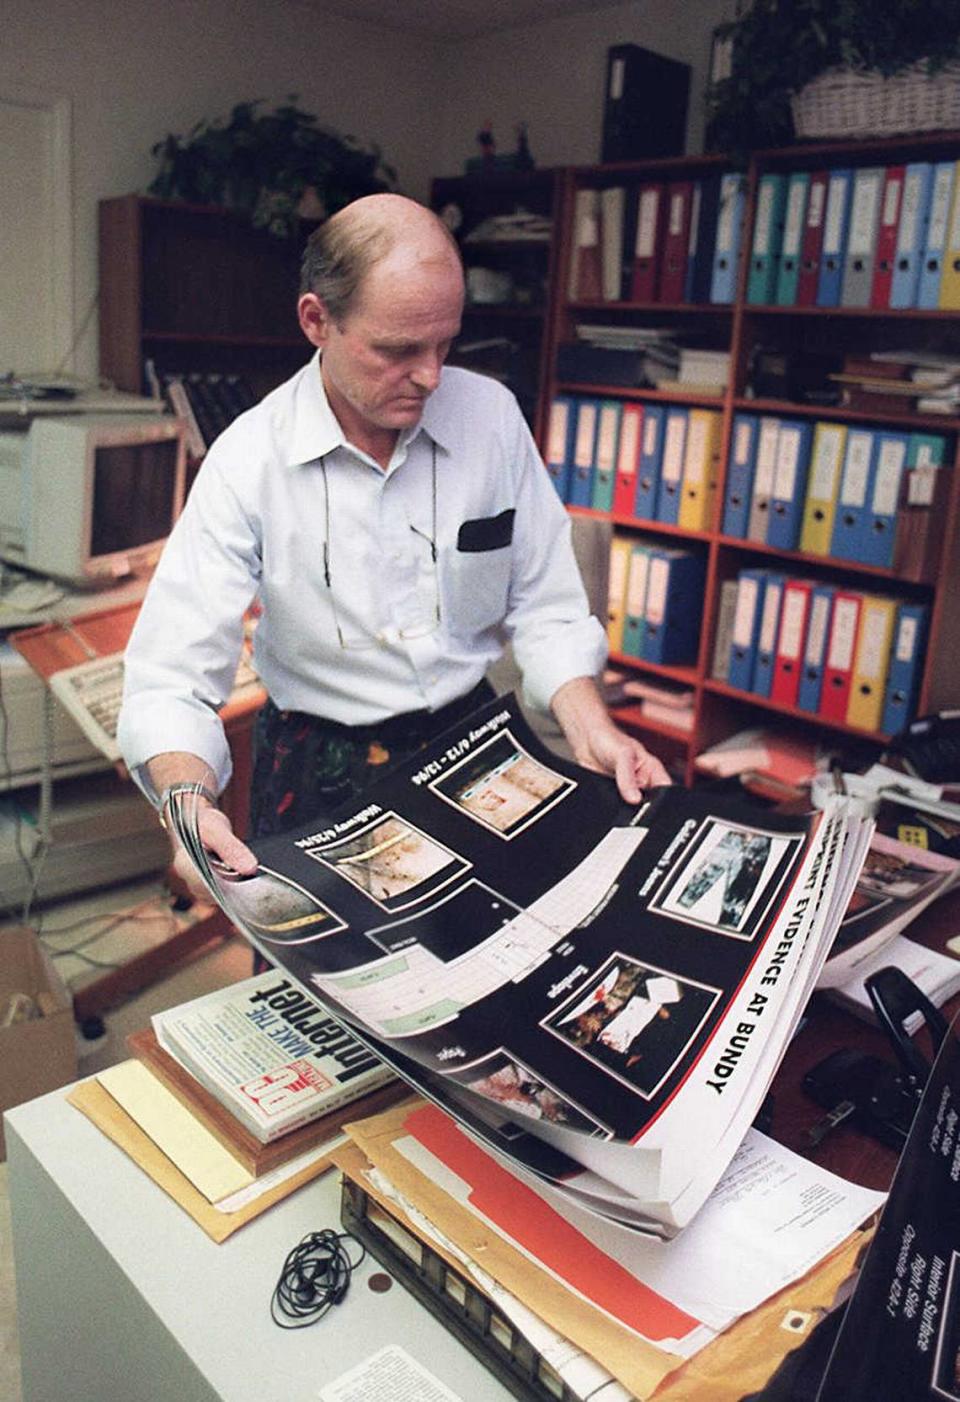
<box><xmin>457</xmin><ymin>508</ymin><xmax>515</xmax><ymax>553</ymax></box>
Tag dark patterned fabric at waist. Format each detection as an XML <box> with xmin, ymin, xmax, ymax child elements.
<box><xmin>270</xmin><ymin>678</ymin><xmax>496</xmax><ymax>746</ymax></box>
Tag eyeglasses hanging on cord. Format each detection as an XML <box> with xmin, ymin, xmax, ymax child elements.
<box><xmin>320</xmin><ymin>445</ymin><xmax>440</xmax><ymax>650</ymax></box>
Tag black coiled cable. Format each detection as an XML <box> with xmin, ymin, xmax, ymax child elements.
<box><xmin>270</xmin><ymin>1229</ymin><xmax>367</xmax><ymax>1329</ymax></box>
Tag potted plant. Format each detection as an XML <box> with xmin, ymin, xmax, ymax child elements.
<box><xmin>706</xmin><ymin>0</ymin><xmax>960</xmax><ymax>156</ymax></box>
<box><xmin>148</xmin><ymin>98</ymin><xmax>398</xmax><ymax>236</ymax></box>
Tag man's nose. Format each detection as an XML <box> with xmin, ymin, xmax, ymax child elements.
<box><xmin>409</xmin><ymin>353</ymin><xmax>443</xmax><ymax>392</ymax></box>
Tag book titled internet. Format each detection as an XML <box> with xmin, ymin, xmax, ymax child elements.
<box><xmin>152</xmin><ymin>972</ymin><xmax>395</xmax><ymax>1144</ymax></box>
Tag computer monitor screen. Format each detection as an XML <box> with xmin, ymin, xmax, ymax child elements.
<box><xmin>0</xmin><ymin>412</ymin><xmax>187</xmax><ymax>586</ymax></box>
<box><xmin>90</xmin><ymin>436</ymin><xmax>184</xmax><ymax>558</ymax></box>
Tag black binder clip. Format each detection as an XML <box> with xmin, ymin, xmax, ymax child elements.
<box><xmin>803</xmin><ymin>966</ymin><xmax>949</xmax><ymax>1150</ymax></box>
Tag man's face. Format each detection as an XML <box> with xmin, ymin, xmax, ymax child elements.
<box><xmin>304</xmin><ymin>246</ymin><xmax>464</xmax><ymax>444</ymax></box>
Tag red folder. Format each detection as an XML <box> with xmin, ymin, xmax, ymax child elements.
<box><xmin>819</xmin><ymin>589</ymin><xmax>863</xmax><ymax>724</ymax></box>
<box><xmin>658</xmin><ymin>181</ymin><xmax>694</xmax><ymax>303</ymax></box>
<box><xmin>630</xmin><ymin>183</ymin><xmax>667</xmax><ymax>302</ymax></box>
<box><xmin>870</xmin><ymin>164</ymin><xmax>905</xmax><ymax>308</ymax></box>
<box><xmin>613</xmin><ymin>403</ymin><xmax>644</xmax><ymax>516</ymax></box>
<box><xmin>770</xmin><ymin>578</ymin><xmax>813</xmax><ymax>708</ymax></box>
<box><xmin>796</xmin><ymin>170</ymin><xmax>829</xmax><ymax>307</ymax></box>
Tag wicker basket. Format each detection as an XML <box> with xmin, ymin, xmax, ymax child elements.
<box><xmin>791</xmin><ymin>61</ymin><xmax>960</xmax><ymax>140</ymax></box>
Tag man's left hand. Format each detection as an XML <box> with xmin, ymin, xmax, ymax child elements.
<box><xmin>550</xmin><ymin>675</ymin><xmax>672</xmax><ymax>804</ymax></box>
<box><xmin>576</xmin><ymin>724</ymin><xmax>672</xmax><ymax>804</ymax></box>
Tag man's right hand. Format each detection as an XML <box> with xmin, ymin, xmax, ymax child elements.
<box><xmin>170</xmin><ymin>800</ymin><xmax>260</xmax><ymax>902</ymax></box>
<box><xmin>146</xmin><ymin>753</ymin><xmax>259</xmax><ymax>903</ymax></box>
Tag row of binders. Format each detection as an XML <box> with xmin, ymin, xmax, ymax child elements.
<box><xmin>746</xmin><ymin>160</ymin><xmax>960</xmax><ymax>310</ymax></box>
<box><xmin>721</xmin><ymin>414</ymin><xmax>949</xmax><ymax>571</ymax></box>
<box><xmin>568</xmin><ymin>173</ymin><xmax>747</xmax><ymax>306</ymax></box>
<box><xmin>607</xmin><ymin>537</ymin><xmax>705</xmax><ymax>666</ymax></box>
<box><xmin>716</xmin><ymin>570</ymin><xmax>928</xmax><ymax>736</ymax></box>
<box><xmin>546</xmin><ymin>396</ymin><xmax>721</xmax><ymax>530</ymax></box>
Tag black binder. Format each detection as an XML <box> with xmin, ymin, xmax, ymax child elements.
<box><xmin>601</xmin><ymin>44</ymin><xmax>691</xmax><ymax>163</ymax></box>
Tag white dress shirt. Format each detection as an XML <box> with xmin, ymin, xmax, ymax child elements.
<box><xmin>118</xmin><ymin>354</ymin><xmax>607</xmax><ymax>797</ymax></box>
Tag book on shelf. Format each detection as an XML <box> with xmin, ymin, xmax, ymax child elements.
<box><xmin>695</xmin><ymin>728</ymin><xmax>823</xmax><ymax>789</ymax></box>
<box><xmin>165</xmin><ymin>691</ymin><xmax>871</xmax><ymax>1238</ymax></box>
<box><xmin>150</xmin><ymin>970</ymin><xmax>397</xmax><ymax>1145</ymax></box>
<box><xmin>677</xmin><ymin>347</ymin><xmax>730</xmax><ymax>391</ymax></box>
<box><xmin>638</xmin><ymin>698</ymin><xmax>695</xmax><ymax>731</ymax></box>
<box><xmin>463</xmin><ymin>212</ymin><xmax>552</xmax><ymax>244</ymax></box>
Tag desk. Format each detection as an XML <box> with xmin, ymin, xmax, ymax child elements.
<box><xmin>11</xmin><ymin>601</ymin><xmax>265</xmax><ymax>1021</ymax></box>
<box><xmin>11</xmin><ymin>890</ymin><xmax>960</xmax><ymax>1402</ymax></box>
<box><xmin>6</xmin><ymin>1092</ymin><xmax>513</xmax><ymax>1402</ymax></box>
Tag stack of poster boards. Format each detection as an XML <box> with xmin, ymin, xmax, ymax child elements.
<box><xmin>166</xmin><ymin>691</ymin><xmax>872</xmax><ymax>1239</ymax></box>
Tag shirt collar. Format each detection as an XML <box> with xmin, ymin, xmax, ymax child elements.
<box><xmin>287</xmin><ymin>350</ymin><xmax>455</xmax><ymax>467</ymax></box>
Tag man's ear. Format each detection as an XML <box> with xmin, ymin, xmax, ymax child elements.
<box><xmin>298</xmin><ymin>292</ymin><xmax>331</xmax><ymax>348</ymax></box>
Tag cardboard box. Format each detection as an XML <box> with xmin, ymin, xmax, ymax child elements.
<box><xmin>0</xmin><ymin>926</ymin><xmax>77</xmax><ymax>1158</ymax></box>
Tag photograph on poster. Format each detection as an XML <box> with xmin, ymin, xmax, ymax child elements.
<box><xmin>450</xmin><ymin>1049</ymin><xmax>606</xmax><ymax>1133</ymax></box>
<box><xmin>430</xmin><ymin>730</ymin><xmax>574</xmax><ymax>838</ymax></box>
<box><xmin>649</xmin><ymin>818</ymin><xmax>803</xmax><ymax>940</ymax></box>
<box><xmin>308</xmin><ymin>813</ymin><xmax>469</xmax><ymax>912</ymax></box>
<box><xmin>544</xmin><ymin>953</ymin><xmax>720</xmax><ymax>1098</ymax></box>
<box><xmin>211</xmin><ymin>861</ymin><xmax>345</xmax><ymax>944</ymax></box>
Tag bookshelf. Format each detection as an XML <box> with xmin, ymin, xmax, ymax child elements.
<box><xmin>98</xmin><ymin>195</ymin><xmax>313</xmax><ymax>401</ymax></box>
<box><xmin>539</xmin><ymin>134</ymin><xmax>960</xmax><ymax>786</ymax></box>
<box><xmin>429</xmin><ymin>168</ymin><xmax>562</xmax><ymax>439</ymax></box>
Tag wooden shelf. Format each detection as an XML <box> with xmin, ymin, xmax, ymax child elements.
<box><xmin>702</xmin><ymin>679</ymin><xmax>892</xmax><ymax>744</ymax></box>
<box><xmin>99</xmin><ymin>193</ymin><xmax>310</xmax><ymax>397</ymax></box>
<box><xmin>568</xmin><ymin>299</ymin><xmax>733</xmax><ymax>315</ymax></box>
<box><xmin>431</xmin><ymin>168</ymin><xmax>563</xmax><ymax>439</ymax></box>
<box><xmin>538</xmin><ymin>143</ymin><xmax>960</xmax><ymax>785</ymax></box>
<box><xmin>570</xmin><ymin>505</ymin><xmax>713</xmax><ymax>543</ymax></box>
<box><xmin>141</xmin><ymin>330</ymin><xmax>305</xmax><ymax>348</ymax></box>
<box><xmin>743</xmin><ymin>304</ymin><xmax>960</xmax><ymax>320</ymax></box>
<box><xmin>732</xmin><ymin>396</ymin><xmax>960</xmax><ymax>433</ymax></box>
<box><xmin>713</xmin><ymin>535</ymin><xmax>937</xmax><ymax>586</ymax></box>
<box><xmin>607</xmin><ymin>653</ymin><xmax>698</xmax><ymax>687</ymax></box>
<box><xmin>461</xmin><ymin>304</ymin><xmax>544</xmax><ymax>318</ymax></box>
<box><xmin>609</xmin><ymin>703</ymin><xmax>695</xmax><ymax>747</ymax></box>
<box><xmin>558</xmin><ymin>382</ymin><xmax>726</xmax><ymax>408</ymax></box>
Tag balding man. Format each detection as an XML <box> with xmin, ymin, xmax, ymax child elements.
<box><xmin>119</xmin><ymin>194</ymin><xmax>669</xmax><ymax>893</ymax></box>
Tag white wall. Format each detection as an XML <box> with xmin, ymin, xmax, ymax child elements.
<box><xmin>0</xmin><ymin>0</ymin><xmax>444</xmax><ymax>382</ymax></box>
<box><xmin>1</xmin><ymin>0</ymin><xmax>731</xmax><ymax>384</ymax></box>
<box><xmin>432</xmin><ymin>0</ymin><xmax>734</xmax><ymax>177</ymax></box>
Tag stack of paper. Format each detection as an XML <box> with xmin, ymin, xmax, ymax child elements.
<box><xmin>825</xmin><ymin>933</ymin><xmax>960</xmax><ymax>1030</ymax></box>
<box><xmin>92</xmin><ymin>1058</ymin><xmax>338</xmax><ymax>1213</ymax></box>
<box><xmin>336</xmin><ymin>1098</ymin><xmax>882</xmax><ymax>1399</ymax></box>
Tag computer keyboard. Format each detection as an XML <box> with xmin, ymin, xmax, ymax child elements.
<box><xmin>49</xmin><ymin>649</ymin><xmax>261</xmax><ymax>763</ymax></box>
